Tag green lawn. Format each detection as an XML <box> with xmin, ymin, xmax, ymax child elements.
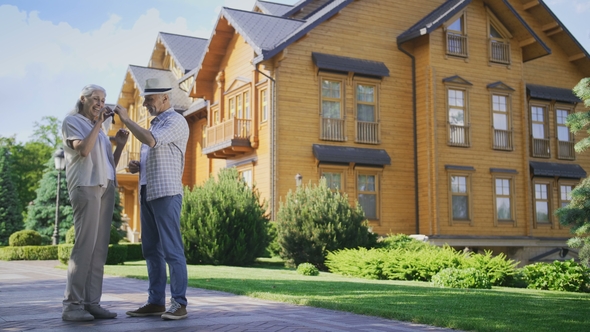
<box><xmin>103</xmin><ymin>259</ymin><xmax>590</xmax><ymax>332</ymax></box>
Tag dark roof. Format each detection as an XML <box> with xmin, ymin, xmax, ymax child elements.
<box><xmin>255</xmin><ymin>1</ymin><xmax>293</xmax><ymax>16</ymax></box>
<box><xmin>397</xmin><ymin>0</ymin><xmax>471</xmax><ymax>44</ymax></box>
<box><xmin>526</xmin><ymin>84</ymin><xmax>581</xmax><ymax>104</ymax></box>
<box><xmin>530</xmin><ymin>161</ymin><xmax>586</xmax><ymax>179</ymax></box>
<box><xmin>158</xmin><ymin>32</ymin><xmax>208</xmax><ymax>73</ymax></box>
<box><xmin>312</xmin><ymin>52</ymin><xmax>389</xmax><ymax>77</ymax></box>
<box><xmin>312</xmin><ymin>144</ymin><xmax>391</xmax><ymax>166</ymax></box>
<box><xmin>127</xmin><ymin>65</ymin><xmax>191</xmax><ymax>111</ymax></box>
<box><xmin>396</xmin><ymin>0</ymin><xmax>550</xmax><ymax>62</ymax></box>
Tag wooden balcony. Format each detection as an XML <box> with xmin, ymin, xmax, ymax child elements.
<box><xmin>558</xmin><ymin>140</ymin><xmax>575</xmax><ymax>160</ymax></box>
<box><xmin>448</xmin><ymin>124</ymin><xmax>470</xmax><ymax>147</ymax></box>
<box><xmin>493</xmin><ymin>129</ymin><xmax>513</xmax><ymax>151</ymax></box>
<box><xmin>446</xmin><ymin>33</ymin><xmax>468</xmax><ymax>57</ymax></box>
<box><xmin>320</xmin><ymin>117</ymin><xmax>345</xmax><ymax>141</ymax></box>
<box><xmin>356</xmin><ymin>121</ymin><xmax>380</xmax><ymax>144</ymax></box>
<box><xmin>203</xmin><ymin>117</ymin><xmax>253</xmax><ymax>159</ymax></box>
<box><xmin>490</xmin><ymin>39</ymin><xmax>510</xmax><ymax>64</ymax></box>
<box><xmin>531</xmin><ymin>138</ymin><xmax>550</xmax><ymax>158</ymax></box>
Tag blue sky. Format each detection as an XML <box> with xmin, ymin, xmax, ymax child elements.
<box><xmin>0</xmin><ymin>0</ymin><xmax>588</xmax><ymax>143</ymax></box>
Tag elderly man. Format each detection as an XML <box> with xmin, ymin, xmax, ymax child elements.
<box><xmin>114</xmin><ymin>78</ymin><xmax>189</xmax><ymax>320</ymax></box>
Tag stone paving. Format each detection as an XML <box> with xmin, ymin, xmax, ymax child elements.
<box><xmin>0</xmin><ymin>260</ymin><xmax>460</xmax><ymax>332</ymax></box>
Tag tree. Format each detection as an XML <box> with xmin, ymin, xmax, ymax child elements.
<box><xmin>25</xmin><ymin>158</ymin><xmax>71</xmax><ymax>243</ymax></box>
<box><xmin>31</xmin><ymin>116</ymin><xmax>62</xmax><ymax>149</ymax></box>
<box><xmin>0</xmin><ymin>147</ymin><xmax>23</xmax><ymax>245</ymax></box>
<box><xmin>556</xmin><ymin>78</ymin><xmax>590</xmax><ymax>267</ymax></box>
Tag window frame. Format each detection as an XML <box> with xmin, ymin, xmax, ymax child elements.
<box><xmin>259</xmin><ymin>85</ymin><xmax>268</xmax><ymax>124</ymax></box>
<box><xmin>446</xmin><ymin>85</ymin><xmax>471</xmax><ymax>147</ymax></box>
<box><xmin>236</xmin><ymin>164</ymin><xmax>254</xmax><ymax>189</ymax></box>
<box><xmin>319</xmin><ymin>165</ymin><xmax>347</xmax><ymax>195</ymax></box>
<box><xmin>489</xmin><ymin>91</ymin><xmax>513</xmax><ymax>151</ymax></box>
<box><xmin>555</xmin><ymin>103</ymin><xmax>575</xmax><ymax>160</ymax></box>
<box><xmin>355</xmin><ymin>167</ymin><xmax>382</xmax><ymax>223</ymax></box>
<box><xmin>354</xmin><ymin>77</ymin><xmax>381</xmax><ymax>144</ymax></box>
<box><xmin>492</xmin><ymin>172</ymin><xmax>517</xmax><ymax>226</ymax></box>
<box><xmin>319</xmin><ymin>73</ymin><xmax>346</xmax><ymax>142</ymax></box>
<box><xmin>486</xmin><ymin>8</ymin><xmax>512</xmax><ymax>65</ymax></box>
<box><xmin>447</xmin><ymin>170</ymin><xmax>474</xmax><ymax>225</ymax></box>
<box><xmin>557</xmin><ymin>179</ymin><xmax>577</xmax><ymax>229</ymax></box>
<box><xmin>444</xmin><ymin>12</ymin><xmax>468</xmax><ymax>58</ymax></box>
<box><xmin>530</xmin><ymin>101</ymin><xmax>550</xmax><ymax>158</ymax></box>
<box><xmin>532</xmin><ymin>178</ymin><xmax>553</xmax><ymax>228</ymax></box>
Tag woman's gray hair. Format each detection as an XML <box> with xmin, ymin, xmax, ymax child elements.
<box><xmin>67</xmin><ymin>84</ymin><xmax>106</xmax><ymax>116</ymax></box>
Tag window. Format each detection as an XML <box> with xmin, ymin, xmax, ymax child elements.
<box><xmin>492</xmin><ymin>172</ymin><xmax>516</xmax><ymax>224</ymax></box>
<box><xmin>320</xmin><ymin>168</ymin><xmax>345</xmax><ymax>193</ymax></box>
<box><xmin>559</xmin><ymin>182</ymin><xmax>574</xmax><ymax>208</ymax></box>
<box><xmin>238</xmin><ymin>169</ymin><xmax>253</xmax><ymax>189</ymax></box>
<box><xmin>492</xmin><ymin>93</ymin><xmax>512</xmax><ymax>150</ymax></box>
<box><xmin>533</xmin><ymin>181</ymin><xmax>551</xmax><ymax>225</ymax></box>
<box><xmin>450</xmin><ymin>174</ymin><xmax>472</xmax><ymax>222</ymax></box>
<box><xmin>488</xmin><ymin>15</ymin><xmax>511</xmax><ymax>64</ymax></box>
<box><xmin>448</xmin><ymin>88</ymin><xmax>470</xmax><ymax>146</ymax></box>
<box><xmin>556</xmin><ymin>107</ymin><xmax>574</xmax><ymax>160</ymax></box>
<box><xmin>531</xmin><ymin>104</ymin><xmax>550</xmax><ymax>157</ymax></box>
<box><xmin>320</xmin><ymin>77</ymin><xmax>345</xmax><ymax>141</ymax></box>
<box><xmin>260</xmin><ymin>88</ymin><xmax>268</xmax><ymax>123</ymax></box>
<box><xmin>227</xmin><ymin>90</ymin><xmax>252</xmax><ymax>138</ymax></box>
<box><xmin>446</xmin><ymin>14</ymin><xmax>468</xmax><ymax>57</ymax></box>
<box><xmin>201</xmin><ymin>124</ymin><xmax>207</xmax><ymax>149</ymax></box>
<box><xmin>357</xmin><ymin>171</ymin><xmax>379</xmax><ymax>220</ymax></box>
<box><xmin>355</xmin><ymin>82</ymin><xmax>380</xmax><ymax>144</ymax></box>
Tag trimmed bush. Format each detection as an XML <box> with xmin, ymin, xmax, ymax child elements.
<box><xmin>522</xmin><ymin>259</ymin><xmax>590</xmax><ymax>293</ymax></box>
<box><xmin>9</xmin><ymin>230</ymin><xmax>42</xmax><ymax>246</ymax></box>
<box><xmin>0</xmin><ymin>245</ymin><xmax>58</xmax><ymax>260</ymax></box>
<box><xmin>181</xmin><ymin>167</ymin><xmax>269</xmax><ymax>266</ymax></box>
<box><xmin>122</xmin><ymin>243</ymin><xmax>144</xmax><ymax>261</ymax></box>
<box><xmin>276</xmin><ymin>178</ymin><xmax>377</xmax><ymax>270</ymax></box>
<box><xmin>65</xmin><ymin>225</ymin><xmax>120</xmax><ymax>245</ymax></box>
<box><xmin>297</xmin><ymin>262</ymin><xmax>319</xmax><ymax>276</ymax></box>
<box><xmin>432</xmin><ymin>267</ymin><xmax>492</xmax><ymax>289</ymax></box>
<box><xmin>376</xmin><ymin>234</ymin><xmax>431</xmax><ymax>251</ymax></box>
<box><xmin>58</xmin><ymin>243</ymin><xmax>127</xmax><ymax>265</ymax></box>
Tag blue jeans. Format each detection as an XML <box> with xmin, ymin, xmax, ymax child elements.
<box><xmin>140</xmin><ymin>186</ymin><xmax>188</xmax><ymax>306</ymax></box>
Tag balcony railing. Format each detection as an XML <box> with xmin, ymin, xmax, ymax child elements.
<box><xmin>356</xmin><ymin>121</ymin><xmax>380</xmax><ymax>144</ymax></box>
<box><xmin>447</xmin><ymin>33</ymin><xmax>468</xmax><ymax>57</ymax></box>
<box><xmin>490</xmin><ymin>39</ymin><xmax>510</xmax><ymax>64</ymax></box>
<box><xmin>320</xmin><ymin>117</ymin><xmax>345</xmax><ymax>141</ymax></box>
<box><xmin>532</xmin><ymin>137</ymin><xmax>550</xmax><ymax>158</ymax></box>
<box><xmin>205</xmin><ymin>117</ymin><xmax>252</xmax><ymax>149</ymax></box>
<box><xmin>449</xmin><ymin>124</ymin><xmax>470</xmax><ymax>147</ymax></box>
<box><xmin>558</xmin><ymin>140</ymin><xmax>575</xmax><ymax>160</ymax></box>
<box><xmin>493</xmin><ymin>129</ymin><xmax>513</xmax><ymax>151</ymax></box>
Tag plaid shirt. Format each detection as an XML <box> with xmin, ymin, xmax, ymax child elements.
<box><xmin>143</xmin><ymin>108</ymin><xmax>189</xmax><ymax>201</ymax></box>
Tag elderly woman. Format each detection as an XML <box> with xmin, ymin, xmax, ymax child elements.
<box><xmin>61</xmin><ymin>84</ymin><xmax>129</xmax><ymax>321</ymax></box>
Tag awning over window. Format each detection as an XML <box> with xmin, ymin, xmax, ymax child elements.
<box><xmin>312</xmin><ymin>144</ymin><xmax>391</xmax><ymax>166</ymax></box>
<box><xmin>526</xmin><ymin>84</ymin><xmax>581</xmax><ymax>104</ymax></box>
<box><xmin>312</xmin><ymin>52</ymin><xmax>390</xmax><ymax>78</ymax></box>
<box><xmin>530</xmin><ymin>161</ymin><xmax>586</xmax><ymax>179</ymax></box>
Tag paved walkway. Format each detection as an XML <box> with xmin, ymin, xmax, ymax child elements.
<box><xmin>0</xmin><ymin>260</ymin><xmax>459</xmax><ymax>332</ymax></box>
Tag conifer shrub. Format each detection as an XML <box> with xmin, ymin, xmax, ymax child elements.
<box><xmin>376</xmin><ymin>233</ymin><xmax>432</xmax><ymax>251</ymax></box>
<box><xmin>297</xmin><ymin>262</ymin><xmax>319</xmax><ymax>276</ymax></box>
<box><xmin>431</xmin><ymin>267</ymin><xmax>492</xmax><ymax>289</ymax></box>
<box><xmin>9</xmin><ymin>230</ymin><xmax>42</xmax><ymax>246</ymax></box>
<box><xmin>181</xmin><ymin>167</ymin><xmax>269</xmax><ymax>266</ymax></box>
<box><xmin>463</xmin><ymin>250</ymin><xmax>520</xmax><ymax>286</ymax></box>
<box><xmin>276</xmin><ymin>179</ymin><xmax>377</xmax><ymax>270</ymax></box>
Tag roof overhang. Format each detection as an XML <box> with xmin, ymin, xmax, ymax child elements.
<box><xmin>312</xmin><ymin>52</ymin><xmax>389</xmax><ymax>78</ymax></box>
<box><xmin>530</xmin><ymin>161</ymin><xmax>586</xmax><ymax>179</ymax></box>
<box><xmin>312</xmin><ymin>144</ymin><xmax>391</xmax><ymax>167</ymax></box>
<box><xmin>526</xmin><ymin>84</ymin><xmax>581</xmax><ymax>104</ymax></box>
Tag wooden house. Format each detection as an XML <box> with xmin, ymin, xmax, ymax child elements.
<box><xmin>113</xmin><ymin>0</ymin><xmax>590</xmax><ymax>265</ymax></box>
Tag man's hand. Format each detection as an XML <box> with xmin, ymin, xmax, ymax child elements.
<box><xmin>114</xmin><ymin>129</ymin><xmax>129</xmax><ymax>147</ymax></box>
<box><xmin>128</xmin><ymin>160</ymin><xmax>140</xmax><ymax>174</ymax></box>
<box><xmin>114</xmin><ymin>105</ymin><xmax>130</xmax><ymax>123</ymax></box>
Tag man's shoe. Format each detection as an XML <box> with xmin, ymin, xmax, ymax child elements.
<box><xmin>161</xmin><ymin>298</ymin><xmax>187</xmax><ymax>320</ymax></box>
<box><xmin>62</xmin><ymin>308</ymin><xmax>94</xmax><ymax>321</ymax></box>
<box><xmin>85</xmin><ymin>304</ymin><xmax>117</xmax><ymax>319</ymax></box>
<box><xmin>126</xmin><ymin>302</ymin><xmax>166</xmax><ymax>317</ymax></box>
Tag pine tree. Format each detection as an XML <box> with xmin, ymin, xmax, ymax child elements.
<box><xmin>0</xmin><ymin>147</ymin><xmax>23</xmax><ymax>245</ymax></box>
<box><xmin>25</xmin><ymin>158</ymin><xmax>71</xmax><ymax>243</ymax></box>
<box><xmin>556</xmin><ymin>78</ymin><xmax>590</xmax><ymax>267</ymax></box>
